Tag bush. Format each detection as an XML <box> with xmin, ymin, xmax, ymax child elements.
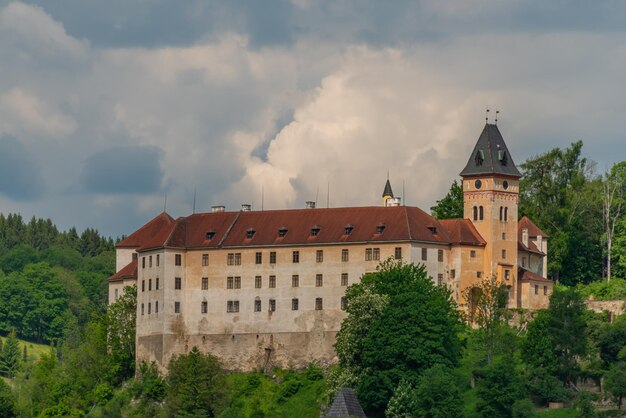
<box><xmin>0</xmin><ymin>378</ymin><xmax>16</xmax><ymax>418</ymax></box>
<box><xmin>512</xmin><ymin>399</ymin><xmax>536</xmax><ymax>418</ymax></box>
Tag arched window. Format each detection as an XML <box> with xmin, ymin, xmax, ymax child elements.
<box><xmin>479</xmin><ymin>206</ymin><xmax>484</xmax><ymax>221</ymax></box>
<box><xmin>473</xmin><ymin>206</ymin><xmax>478</xmax><ymax>221</ymax></box>
<box><xmin>504</xmin><ymin>207</ymin><xmax>508</xmax><ymax>222</ymax></box>
<box><xmin>499</xmin><ymin>206</ymin><xmax>503</xmax><ymax>221</ymax></box>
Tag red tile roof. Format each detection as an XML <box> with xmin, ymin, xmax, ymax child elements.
<box><xmin>117</xmin><ymin>212</ymin><xmax>175</xmax><ymax>248</ymax></box>
<box><xmin>518</xmin><ymin>216</ymin><xmax>548</xmax><ymax>238</ymax></box>
<box><xmin>518</xmin><ymin>241</ymin><xmax>545</xmax><ymax>255</ymax></box>
<box><xmin>438</xmin><ymin>219</ymin><xmax>487</xmax><ymax>246</ymax></box>
<box><xmin>518</xmin><ymin>267</ymin><xmax>552</xmax><ymax>283</ymax></box>
<box><xmin>109</xmin><ymin>258</ymin><xmax>137</xmax><ymax>282</ymax></box>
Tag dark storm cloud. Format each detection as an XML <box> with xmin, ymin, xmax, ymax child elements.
<box><xmin>81</xmin><ymin>145</ymin><xmax>164</xmax><ymax>194</ymax></box>
<box><xmin>0</xmin><ymin>135</ymin><xmax>44</xmax><ymax>200</ymax></box>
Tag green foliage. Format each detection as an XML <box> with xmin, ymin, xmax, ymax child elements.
<box><xmin>576</xmin><ymin>279</ymin><xmax>626</xmax><ymax>301</ymax></box>
<box><xmin>475</xmin><ymin>359</ymin><xmax>526</xmax><ymax>418</ymax></box>
<box><xmin>106</xmin><ymin>285</ymin><xmax>137</xmax><ymax>380</ymax></box>
<box><xmin>0</xmin><ymin>330</ymin><xmax>21</xmax><ymax>377</ymax></box>
<box><xmin>413</xmin><ymin>364</ymin><xmax>463</xmax><ymax>418</ymax></box>
<box><xmin>0</xmin><ymin>377</ymin><xmax>16</xmax><ymax>417</ymax></box>
<box><xmin>512</xmin><ymin>399</ymin><xmax>536</xmax><ymax>418</ymax></box>
<box><xmin>574</xmin><ymin>391</ymin><xmax>598</xmax><ymax>418</ymax></box>
<box><xmin>519</xmin><ymin>141</ymin><xmax>603</xmax><ymax>284</ymax></box>
<box><xmin>385</xmin><ymin>379</ymin><xmax>416</xmax><ymax>418</ymax></box>
<box><xmin>431</xmin><ymin>180</ymin><xmax>464</xmax><ymax>220</ymax></box>
<box><xmin>590</xmin><ymin>314</ymin><xmax>626</xmax><ymax>368</ymax></box>
<box><xmin>605</xmin><ymin>362</ymin><xmax>626</xmax><ymax>410</ymax></box>
<box><xmin>166</xmin><ymin>347</ymin><xmax>229</xmax><ymax>417</ymax></box>
<box><xmin>132</xmin><ymin>361</ymin><xmax>166</xmax><ymax>402</ymax></box>
<box><xmin>335</xmin><ymin>260</ymin><xmax>463</xmax><ymax>417</ymax></box>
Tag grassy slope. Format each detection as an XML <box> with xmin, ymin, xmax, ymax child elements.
<box><xmin>219</xmin><ymin>368</ymin><xmax>326</xmax><ymax>418</ymax></box>
<box><xmin>0</xmin><ymin>335</ymin><xmax>51</xmax><ymax>362</ymax></box>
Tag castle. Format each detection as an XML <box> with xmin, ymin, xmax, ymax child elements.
<box><xmin>109</xmin><ymin>123</ymin><xmax>552</xmax><ymax>371</ymax></box>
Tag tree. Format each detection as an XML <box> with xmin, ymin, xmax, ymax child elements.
<box><xmin>605</xmin><ymin>362</ymin><xmax>626</xmax><ymax>410</ymax></box>
<box><xmin>0</xmin><ymin>330</ymin><xmax>21</xmax><ymax>377</ymax></box>
<box><xmin>475</xmin><ymin>359</ymin><xmax>525</xmax><ymax>418</ymax></box>
<box><xmin>385</xmin><ymin>380</ymin><xmax>416</xmax><ymax>418</ymax></box>
<box><xmin>603</xmin><ymin>162</ymin><xmax>626</xmax><ymax>281</ymax></box>
<box><xmin>430</xmin><ymin>180</ymin><xmax>463</xmax><ymax>219</ymax></box>
<box><xmin>106</xmin><ymin>285</ymin><xmax>137</xmax><ymax>380</ymax></box>
<box><xmin>335</xmin><ymin>260</ymin><xmax>463</xmax><ymax>417</ymax></box>
<box><xmin>0</xmin><ymin>378</ymin><xmax>16</xmax><ymax>417</ymax></box>
<box><xmin>413</xmin><ymin>364</ymin><xmax>463</xmax><ymax>418</ymax></box>
<box><xmin>166</xmin><ymin>347</ymin><xmax>229</xmax><ymax>417</ymax></box>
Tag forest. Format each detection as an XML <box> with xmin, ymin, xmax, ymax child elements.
<box><xmin>0</xmin><ymin>140</ymin><xmax>625</xmax><ymax>417</ymax></box>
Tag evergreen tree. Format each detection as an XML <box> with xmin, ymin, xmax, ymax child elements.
<box><xmin>0</xmin><ymin>330</ymin><xmax>21</xmax><ymax>377</ymax></box>
<box><xmin>0</xmin><ymin>378</ymin><xmax>16</xmax><ymax>417</ymax></box>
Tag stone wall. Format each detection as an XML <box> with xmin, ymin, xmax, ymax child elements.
<box><xmin>585</xmin><ymin>299</ymin><xmax>626</xmax><ymax>319</ymax></box>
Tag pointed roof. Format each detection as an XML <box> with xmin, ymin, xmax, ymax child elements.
<box><xmin>116</xmin><ymin>212</ymin><xmax>175</xmax><ymax>248</ymax></box>
<box><xmin>382</xmin><ymin>179</ymin><xmax>394</xmax><ymax>198</ymax></box>
<box><xmin>518</xmin><ymin>216</ymin><xmax>548</xmax><ymax>238</ymax></box>
<box><xmin>326</xmin><ymin>388</ymin><xmax>366</xmax><ymax>418</ymax></box>
<box><xmin>460</xmin><ymin>123</ymin><xmax>522</xmax><ymax>178</ymax></box>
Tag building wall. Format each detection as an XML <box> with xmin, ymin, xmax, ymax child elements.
<box><xmin>519</xmin><ymin>280</ymin><xmax>552</xmax><ymax>309</ymax></box>
<box><xmin>116</xmin><ymin>248</ymin><xmax>135</xmax><ymax>272</ymax></box>
<box><xmin>108</xmin><ymin>277</ymin><xmax>136</xmax><ymax>305</ymax></box>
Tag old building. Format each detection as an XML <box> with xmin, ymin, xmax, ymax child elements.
<box><xmin>109</xmin><ymin>123</ymin><xmax>552</xmax><ymax>371</ymax></box>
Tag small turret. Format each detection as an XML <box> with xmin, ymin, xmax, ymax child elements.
<box><xmin>382</xmin><ymin>178</ymin><xmax>394</xmax><ymax>206</ymax></box>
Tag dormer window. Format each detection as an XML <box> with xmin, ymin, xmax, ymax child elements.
<box><xmin>246</xmin><ymin>228</ymin><xmax>255</xmax><ymax>238</ymax></box>
<box><xmin>344</xmin><ymin>224</ymin><xmax>354</xmax><ymax>235</ymax></box>
<box><xmin>498</xmin><ymin>150</ymin><xmax>508</xmax><ymax>165</ymax></box>
<box><xmin>311</xmin><ymin>226</ymin><xmax>320</xmax><ymax>236</ymax></box>
<box><xmin>475</xmin><ymin>149</ymin><xmax>485</xmax><ymax>166</ymax></box>
<box><xmin>428</xmin><ymin>226</ymin><xmax>437</xmax><ymax>234</ymax></box>
<box><xmin>278</xmin><ymin>227</ymin><xmax>288</xmax><ymax>237</ymax></box>
<box><xmin>206</xmin><ymin>231</ymin><xmax>215</xmax><ymax>240</ymax></box>
<box><xmin>376</xmin><ymin>223</ymin><xmax>386</xmax><ymax>234</ymax></box>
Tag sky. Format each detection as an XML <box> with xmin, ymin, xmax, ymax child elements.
<box><xmin>1</xmin><ymin>0</ymin><xmax>626</xmax><ymax>238</ymax></box>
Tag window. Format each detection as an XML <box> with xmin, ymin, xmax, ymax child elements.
<box><xmin>149</xmin><ymin>256</ymin><xmax>152</xmax><ymax>268</ymax></box>
<box><xmin>227</xmin><ymin>277</ymin><xmax>234</xmax><ymax>289</ymax></box>
<box><xmin>246</xmin><ymin>228</ymin><xmax>255</xmax><ymax>238</ymax></box>
<box><xmin>473</xmin><ymin>206</ymin><xmax>478</xmax><ymax>221</ymax></box>
<box><xmin>470</xmin><ymin>250</ymin><xmax>476</xmax><ymax>258</ymax></box>
<box><xmin>477</xmin><ymin>271</ymin><xmax>483</xmax><ymax>278</ymax></box>
<box><xmin>316</xmin><ymin>250</ymin><xmax>324</xmax><ymax>263</ymax></box>
<box><xmin>479</xmin><ymin>206</ymin><xmax>484</xmax><ymax>221</ymax></box>
<box><xmin>504</xmin><ymin>269</ymin><xmax>511</xmax><ymax>280</ymax></box>
<box><xmin>175</xmin><ymin>254</ymin><xmax>182</xmax><ymax>266</ymax></box>
<box><xmin>155</xmin><ymin>301</ymin><xmax>158</xmax><ymax>313</ymax></box>
<box><xmin>142</xmin><ymin>257</ymin><xmax>145</xmax><ymax>269</ymax></box>
<box><xmin>278</xmin><ymin>227</ymin><xmax>288</xmax><ymax>237</ymax></box>
<box><xmin>227</xmin><ymin>301</ymin><xmax>239</xmax><ymax>313</ymax></box>
<box><xmin>504</xmin><ymin>207</ymin><xmax>508</xmax><ymax>222</ymax></box>
<box><xmin>255</xmin><ymin>276</ymin><xmax>262</xmax><ymax>289</ymax></box>
<box><xmin>534</xmin><ymin>285</ymin><xmax>539</xmax><ymax>295</ymax></box>
<box><xmin>148</xmin><ymin>279</ymin><xmax>152</xmax><ymax>291</ymax></box>
<box><xmin>502</xmin><ymin>232</ymin><xmax>506</xmax><ymax>240</ymax></box>
<box><xmin>344</xmin><ymin>225</ymin><xmax>353</xmax><ymax>235</ymax></box>
<box><xmin>502</xmin><ymin>249</ymin><xmax>507</xmax><ymax>259</ymax></box>
<box><xmin>202</xmin><ymin>254</ymin><xmax>209</xmax><ymax>266</ymax></box>
<box><xmin>227</xmin><ymin>253</ymin><xmax>242</xmax><ymax>265</ymax></box>
<box><xmin>292</xmin><ymin>298</ymin><xmax>299</xmax><ymax>311</ymax></box>
<box><xmin>311</xmin><ymin>227</ymin><xmax>320</xmax><ymax>236</ymax></box>
<box><xmin>451</xmin><ymin>269</ymin><xmax>456</xmax><ymax>279</ymax></box>
<box><xmin>148</xmin><ymin>302</ymin><xmax>151</xmax><ymax>314</ymax></box>
<box><xmin>292</xmin><ymin>251</ymin><xmax>300</xmax><ymax>263</ymax></box>
<box><xmin>394</xmin><ymin>247</ymin><xmax>402</xmax><ymax>259</ymax></box>
<box><xmin>341</xmin><ymin>273</ymin><xmax>348</xmax><ymax>286</ymax></box>
<box><xmin>315</xmin><ymin>298</ymin><xmax>323</xmax><ymax>310</ymax></box>
<box><xmin>114</xmin><ymin>288</ymin><xmax>118</xmax><ymax>299</ymax></box>
<box><xmin>341</xmin><ymin>297</ymin><xmax>347</xmax><ymax>310</ymax></box>
<box><xmin>438</xmin><ymin>249</ymin><xmax>444</xmax><ymax>262</ymax></box>
<box><xmin>202</xmin><ymin>277</ymin><xmax>208</xmax><ymax>290</ymax></box>
<box><xmin>292</xmin><ymin>275</ymin><xmax>299</xmax><ymax>288</ymax></box>
<box><xmin>437</xmin><ymin>274</ymin><xmax>443</xmax><ymax>286</ymax></box>
<box><xmin>175</xmin><ymin>277</ymin><xmax>182</xmax><ymax>290</ymax></box>
<box><xmin>141</xmin><ymin>303</ymin><xmax>144</xmax><ymax>315</ymax></box>
<box><xmin>255</xmin><ymin>252</ymin><xmax>262</xmax><ymax>264</ymax></box>
<box><xmin>422</xmin><ymin>248</ymin><xmax>428</xmax><ymax>261</ymax></box>
<box><xmin>142</xmin><ymin>280</ymin><xmax>145</xmax><ymax>292</ymax></box>
<box><xmin>269</xmin><ymin>275</ymin><xmax>276</xmax><ymax>288</ymax></box>
<box><xmin>373</xmin><ymin>248</ymin><xmax>380</xmax><ymax>260</ymax></box>
<box><xmin>234</xmin><ymin>276</ymin><xmax>241</xmax><ymax>289</ymax></box>
<box><xmin>270</xmin><ymin>251</ymin><xmax>277</xmax><ymax>264</ymax></box>
<box><xmin>499</xmin><ymin>206</ymin><xmax>503</xmax><ymax>221</ymax></box>
<box><xmin>133</xmin><ymin>253</ymin><xmax>138</xmax><ymax>260</ymax></box>
<box><xmin>269</xmin><ymin>299</ymin><xmax>276</xmax><ymax>312</ymax></box>
<box><xmin>174</xmin><ymin>301</ymin><xmax>180</xmax><ymax>313</ymax></box>
<box><xmin>201</xmin><ymin>301</ymin><xmax>208</xmax><ymax>313</ymax></box>
<box><xmin>206</xmin><ymin>231</ymin><xmax>215</xmax><ymax>240</ymax></box>
<box><xmin>156</xmin><ymin>277</ymin><xmax>159</xmax><ymax>290</ymax></box>
<box><xmin>365</xmin><ymin>248</ymin><xmax>372</xmax><ymax>261</ymax></box>
<box><xmin>341</xmin><ymin>249</ymin><xmax>349</xmax><ymax>262</ymax></box>
<box><xmin>376</xmin><ymin>224</ymin><xmax>385</xmax><ymax>234</ymax></box>
<box><xmin>543</xmin><ymin>286</ymin><xmax>548</xmax><ymax>295</ymax></box>
<box><xmin>156</xmin><ymin>254</ymin><xmax>160</xmax><ymax>266</ymax></box>
<box><xmin>316</xmin><ymin>274</ymin><xmax>323</xmax><ymax>287</ymax></box>
<box><xmin>254</xmin><ymin>300</ymin><xmax>262</xmax><ymax>312</ymax></box>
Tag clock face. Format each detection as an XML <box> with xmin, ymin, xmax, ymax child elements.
<box><xmin>503</xmin><ymin>180</ymin><xmax>509</xmax><ymax>190</ymax></box>
<box><xmin>475</xmin><ymin>179</ymin><xmax>482</xmax><ymax>189</ymax></box>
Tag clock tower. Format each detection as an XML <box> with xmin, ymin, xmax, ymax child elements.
<box><xmin>460</xmin><ymin>123</ymin><xmax>522</xmax><ymax>306</ymax></box>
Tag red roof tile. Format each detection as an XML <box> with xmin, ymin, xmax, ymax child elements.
<box><xmin>518</xmin><ymin>216</ymin><xmax>548</xmax><ymax>238</ymax></box>
<box><xmin>109</xmin><ymin>258</ymin><xmax>137</xmax><ymax>282</ymax></box>
<box><xmin>438</xmin><ymin>219</ymin><xmax>487</xmax><ymax>246</ymax></box>
<box><xmin>518</xmin><ymin>267</ymin><xmax>552</xmax><ymax>283</ymax></box>
<box><xmin>518</xmin><ymin>241</ymin><xmax>545</xmax><ymax>255</ymax></box>
<box><xmin>117</xmin><ymin>212</ymin><xmax>175</xmax><ymax>248</ymax></box>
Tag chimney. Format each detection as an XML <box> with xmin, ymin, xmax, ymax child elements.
<box><xmin>305</xmin><ymin>201</ymin><xmax>316</xmax><ymax>209</ymax></box>
<box><xmin>241</xmin><ymin>204</ymin><xmax>252</xmax><ymax>212</ymax></box>
<box><xmin>386</xmin><ymin>197</ymin><xmax>402</xmax><ymax>207</ymax></box>
<box><xmin>522</xmin><ymin>228</ymin><xmax>529</xmax><ymax>247</ymax></box>
<box><xmin>211</xmin><ymin>205</ymin><xmax>225</xmax><ymax>213</ymax></box>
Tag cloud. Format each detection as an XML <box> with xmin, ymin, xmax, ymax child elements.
<box><xmin>81</xmin><ymin>146</ymin><xmax>164</xmax><ymax>195</ymax></box>
<box><xmin>0</xmin><ymin>135</ymin><xmax>44</xmax><ymax>200</ymax></box>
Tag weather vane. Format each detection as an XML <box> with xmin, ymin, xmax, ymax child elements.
<box><xmin>485</xmin><ymin>108</ymin><xmax>490</xmax><ymax>122</ymax></box>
